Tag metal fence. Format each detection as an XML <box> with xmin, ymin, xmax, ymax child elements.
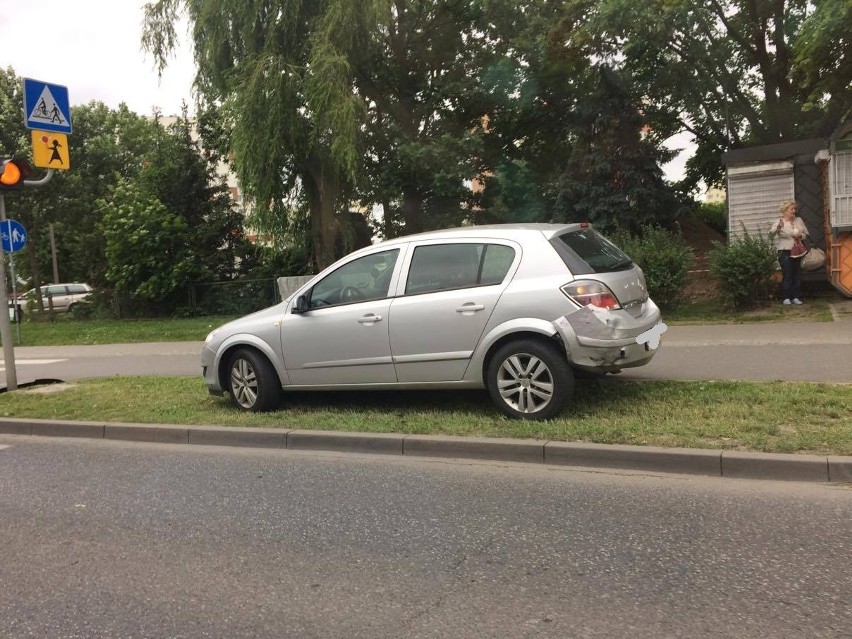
<box><xmin>188</xmin><ymin>278</ymin><xmax>282</xmax><ymax>316</ymax></box>
<box><xmin>186</xmin><ymin>276</ymin><xmax>315</xmax><ymax>316</ymax></box>
<box><xmin>19</xmin><ymin>276</ymin><xmax>319</xmax><ymax>320</ymax></box>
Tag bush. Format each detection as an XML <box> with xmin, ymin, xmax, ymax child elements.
<box><xmin>611</xmin><ymin>225</ymin><xmax>694</xmax><ymax>309</ymax></box>
<box><xmin>708</xmin><ymin>230</ymin><xmax>777</xmax><ymax>309</ymax></box>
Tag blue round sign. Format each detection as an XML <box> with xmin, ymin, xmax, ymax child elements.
<box><xmin>1</xmin><ymin>220</ymin><xmax>27</xmax><ymax>253</ymax></box>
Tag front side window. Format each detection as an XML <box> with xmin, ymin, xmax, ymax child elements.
<box><xmin>406</xmin><ymin>243</ymin><xmax>516</xmax><ymax>295</ymax></box>
<box><xmin>308</xmin><ymin>249</ymin><xmax>399</xmax><ymax>309</ymax></box>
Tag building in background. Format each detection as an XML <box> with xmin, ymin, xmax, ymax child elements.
<box><xmin>722</xmin><ymin>117</ymin><xmax>852</xmax><ymax>297</ymax></box>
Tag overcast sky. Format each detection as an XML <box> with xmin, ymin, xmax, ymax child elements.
<box><xmin>0</xmin><ymin>0</ymin><xmax>692</xmax><ymax>182</ymax></box>
<box><xmin>1</xmin><ymin>0</ymin><xmax>195</xmax><ymax>117</ymax></box>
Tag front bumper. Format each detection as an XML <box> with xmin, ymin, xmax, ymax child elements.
<box><xmin>201</xmin><ymin>344</ymin><xmax>224</xmax><ymax>395</ymax></box>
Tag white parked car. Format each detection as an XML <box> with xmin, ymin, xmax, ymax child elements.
<box><xmin>202</xmin><ymin>224</ymin><xmax>662</xmax><ymax>419</ymax></box>
<box><xmin>19</xmin><ymin>283</ymin><xmax>93</xmax><ymax>314</ymax></box>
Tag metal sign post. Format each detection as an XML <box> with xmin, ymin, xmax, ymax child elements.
<box><xmin>1</xmin><ymin>78</ymin><xmax>70</xmax><ymax>390</ymax></box>
<box><xmin>0</xmin><ymin>220</ymin><xmax>27</xmax><ymax>344</ymax></box>
<box><xmin>0</xmin><ymin>170</ymin><xmax>54</xmax><ymax>391</ymax></box>
<box><xmin>0</xmin><ymin>195</ymin><xmax>18</xmax><ymax>389</ymax></box>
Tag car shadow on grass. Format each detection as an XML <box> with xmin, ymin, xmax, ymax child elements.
<box><xmin>272</xmin><ymin>377</ymin><xmax>649</xmax><ymax>421</ymax></box>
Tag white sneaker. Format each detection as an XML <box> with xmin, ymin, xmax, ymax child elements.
<box><xmin>792</xmin><ymin>298</ymin><xmax>803</xmax><ymax>305</ymax></box>
<box><xmin>783</xmin><ymin>299</ymin><xmax>791</xmax><ymax>305</ymax></box>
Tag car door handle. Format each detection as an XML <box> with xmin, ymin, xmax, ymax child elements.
<box><xmin>358</xmin><ymin>314</ymin><xmax>383</xmax><ymax>324</ymax></box>
<box><xmin>456</xmin><ymin>303</ymin><xmax>485</xmax><ymax>314</ymax></box>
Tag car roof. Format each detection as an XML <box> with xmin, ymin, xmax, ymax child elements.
<box><xmin>373</xmin><ymin>223</ymin><xmax>585</xmax><ymax>249</ymax></box>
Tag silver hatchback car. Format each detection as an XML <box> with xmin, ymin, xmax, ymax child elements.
<box><xmin>202</xmin><ymin>223</ymin><xmax>662</xmax><ymax>419</ymax></box>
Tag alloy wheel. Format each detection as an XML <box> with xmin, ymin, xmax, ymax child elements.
<box><xmin>496</xmin><ymin>352</ymin><xmax>554</xmax><ymax>414</ymax></box>
<box><xmin>230</xmin><ymin>357</ymin><xmax>259</xmax><ymax>409</ymax></box>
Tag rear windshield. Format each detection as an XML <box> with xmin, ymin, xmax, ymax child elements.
<box><xmin>550</xmin><ymin>229</ymin><xmax>634</xmax><ymax>274</ymax></box>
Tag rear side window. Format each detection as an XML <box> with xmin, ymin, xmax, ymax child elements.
<box><xmin>406</xmin><ymin>243</ymin><xmax>516</xmax><ymax>295</ymax></box>
<box><xmin>67</xmin><ymin>284</ymin><xmax>88</xmax><ymax>294</ymax></box>
<box><xmin>480</xmin><ymin>245</ymin><xmax>516</xmax><ymax>285</ymax></box>
<box><xmin>550</xmin><ymin>229</ymin><xmax>633</xmax><ymax>274</ymax></box>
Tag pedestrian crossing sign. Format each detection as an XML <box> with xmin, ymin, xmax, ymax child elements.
<box><xmin>23</xmin><ymin>78</ymin><xmax>72</xmax><ymax>134</ymax></box>
<box><xmin>31</xmin><ymin>130</ymin><xmax>70</xmax><ymax>170</ymax></box>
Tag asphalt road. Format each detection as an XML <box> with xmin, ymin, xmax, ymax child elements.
<box><xmin>1</xmin><ymin>436</ymin><xmax>850</xmax><ymax>639</ymax></box>
<box><xmin>2</xmin><ymin>320</ymin><xmax>852</xmax><ymax>388</ymax></box>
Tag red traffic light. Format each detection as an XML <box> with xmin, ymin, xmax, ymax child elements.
<box><xmin>0</xmin><ymin>158</ymin><xmax>32</xmax><ymax>189</ymax></box>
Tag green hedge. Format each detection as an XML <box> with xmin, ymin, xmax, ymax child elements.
<box><xmin>611</xmin><ymin>225</ymin><xmax>694</xmax><ymax>309</ymax></box>
<box><xmin>708</xmin><ymin>230</ymin><xmax>777</xmax><ymax>309</ymax></box>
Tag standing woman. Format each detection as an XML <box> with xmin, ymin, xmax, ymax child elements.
<box><xmin>769</xmin><ymin>200</ymin><xmax>809</xmax><ymax>305</ymax></box>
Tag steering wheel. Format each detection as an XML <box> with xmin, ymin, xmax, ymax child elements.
<box><xmin>340</xmin><ymin>286</ymin><xmax>365</xmax><ymax>303</ymax></box>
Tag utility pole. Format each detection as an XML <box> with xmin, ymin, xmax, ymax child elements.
<box><xmin>49</xmin><ymin>223</ymin><xmax>59</xmax><ymax>283</ymax></box>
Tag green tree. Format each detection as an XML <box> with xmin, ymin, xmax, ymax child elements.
<box><xmin>567</xmin><ymin>0</ymin><xmax>852</xmax><ymax>190</ymax></box>
<box><xmin>0</xmin><ymin>67</ymin><xmax>27</xmax><ymax>157</ymax></box>
<box><xmin>45</xmin><ymin>103</ymin><xmax>165</xmax><ymax>286</ymax></box>
<box><xmin>143</xmin><ymin>0</ymin><xmax>511</xmax><ymax>259</ymax></box>
<box><xmin>0</xmin><ymin>87</ymin><xmax>168</xmax><ymax>293</ymax></box>
<box><xmin>551</xmin><ymin>67</ymin><xmax>684</xmax><ymax>231</ymax></box>
<box><xmin>140</xmin><ymin>111</ymin><xmax>245</xmax><ymax>283</ymax></box>
<box><xmin>474</xmin><ymin>6</ymin><xmax>682</xmax><ymax>228</ymax></box>
<box><xmin>100</xmin><ymin>179</ymin><xmax>196</xmax><ymax>301</ymax></box>
<box><xmin>323</xmin><ymin>1</ymin><xmax>493</xmax><ymax>235</ymax></box>
<box><xmin>143</xmin><ymin>0</ymin><xmax>354</xmax><ymax>269</ymax></box>
<box><xmin>97</xmin><ymin>110</ymin><xmax>247</xmax><ymax>308</ymax></box>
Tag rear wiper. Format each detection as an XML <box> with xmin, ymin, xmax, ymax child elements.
<box><xmin>610</xmin><ymin>259</ymin><xmax>634</xmax><ymax>270</ymax></box>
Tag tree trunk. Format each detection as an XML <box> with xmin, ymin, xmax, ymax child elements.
<box><xmin>303</xmin><ymin>160</ymin><xmax>340</xmax><ymax>270</ymax></box>
<box><xmin>402</xmin><ymin>189</ymin><xmax>423</xmax><ymax>235</ymax></box>
<box><xmin>381</xmin><ymin>198</ymin><xmax>394</xmax><ymax>239</ymax></box>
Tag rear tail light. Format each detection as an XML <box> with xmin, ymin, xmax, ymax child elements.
<box><xmin>561</xmin><ymin>280</ymin><xmax>621</xmax><ymax>310</ymax></box>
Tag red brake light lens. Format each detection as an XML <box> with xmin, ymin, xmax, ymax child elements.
<box><xmin>561</xmin><ymin>280</ymin><xmax>621</xmax><ymax>310</ymax></box>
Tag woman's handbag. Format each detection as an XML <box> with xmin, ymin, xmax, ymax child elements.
<box><xmin>801</xmin><ymin>247</ymin><xmax>826</xmax><ymax>271</ymax></box>
<box><xmin>790</xmin><ymin>238</ymin><xmax>809</xmax><ymax>259</ymax></box>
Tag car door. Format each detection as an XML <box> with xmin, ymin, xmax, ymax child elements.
<box><xmin>66</xmin><ymin>284</ymin><xmax>91</xmax><ymax>306</ymax></box>
<box><xmin>389</xmin><ymin>241</ymin><xmax>518</xmax><ymax>382</ymax></box>
<box><xmin>45</xmin><ymin>285</ymin><xmax>70</xmax><ymax>311</ymax></box>
<box><xmin>281</xmin><ymin>248</ymin><xmax>403</xmax><ymax>385</ymax></box>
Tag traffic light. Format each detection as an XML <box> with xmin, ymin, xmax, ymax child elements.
<box><xmin>0</xmin><ymin>157</ymin><xmax>31</xmax><ymax>190</ymax></box>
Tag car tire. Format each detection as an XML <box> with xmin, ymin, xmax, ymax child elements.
<box><xmin>227</xmin><ymin>348</ymin><xmax>283</xmax><ymax>412</ymax></box>
<box><xmin>486</xmin><ymin>339</ymin><xmax>574</xmax><ymax>420</ymax></box>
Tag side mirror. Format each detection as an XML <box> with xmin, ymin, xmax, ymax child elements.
<box><xmin>293</xmin><ymin>295</ymin><xmax>309</xmax><ymax>313</ymax></box>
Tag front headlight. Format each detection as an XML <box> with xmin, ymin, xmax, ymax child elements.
<box><xmin>205</xmin><ymin>329</ymin><xmax>219</xmax><ymax>345</ymax></box>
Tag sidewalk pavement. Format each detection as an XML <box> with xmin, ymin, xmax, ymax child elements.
<box><xmin>2</xmin><ymin>317</ymin><xmax>851</xmax><ymax>484</ymax></box>
<box><xmin>661</xmin><ymin>319</ymin><xmax>852</xmax><ymax>347</ymax></box>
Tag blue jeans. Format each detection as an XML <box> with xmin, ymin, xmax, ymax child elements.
<box><xmin>777</xmin><ymin>250</ymin><xmax>801</xmax><ymax>300</ymax></box>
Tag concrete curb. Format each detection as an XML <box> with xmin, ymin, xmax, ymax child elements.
<box><xmin>1</xmin><ymin>417</ymin><xmax>850</xmax><ymax>484</ymax></box>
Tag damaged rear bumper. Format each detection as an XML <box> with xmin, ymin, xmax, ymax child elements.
<box><xmin>553</xmin><ymin>300</ymin><xmax>663</xmax><ymax>372</ymax></box>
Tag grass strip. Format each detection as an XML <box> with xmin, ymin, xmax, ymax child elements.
<box><xmin>7</xmin><ymin>316</ymin><xmax>236</xmax><ymax>346</ymax></box>
<box><xmin>2</xmin><ymin>377</ymin><xmax>849</xmax><ymax>456</ymax></box>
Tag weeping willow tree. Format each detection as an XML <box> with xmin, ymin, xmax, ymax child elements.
<box><xmin>143</xmin><ymin>1</ymin><xmax>508</xmax><ymax>265</ymax></box>
<box><xmin>143</xmin><ymin>0</ymin><xmax>384</xmax><ymax>268</ymax></box>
